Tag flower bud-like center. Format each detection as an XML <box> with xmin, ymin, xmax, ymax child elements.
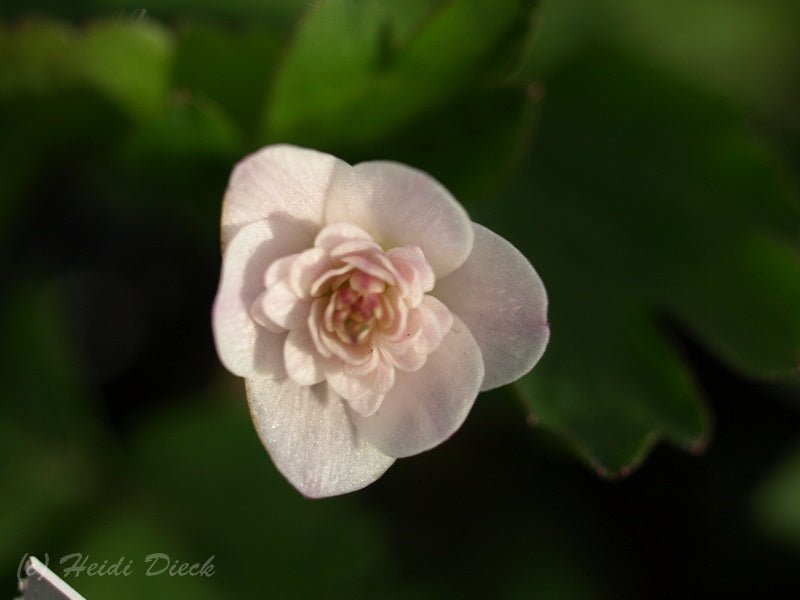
<box><xmin>331</xmin><ymin>279</ymin><xmax>384</xmax><ymax>344</ymax></box>
<box><xmin>250</xmin><ymin>223</ymin><xmax>453</xmax><ymax>415</ymax></box>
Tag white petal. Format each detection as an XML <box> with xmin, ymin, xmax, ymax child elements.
<box><xmin>260</xmin><ymin>280</ymin><xmax>311</xmax><ymax>330</ymax></box>
<box><xmin>433</xmin><ymin>223</ymin><xmax>549</xmax><ymax>391</ymax></box>
<box><xmin>250</xmin><ymin>295</ymin><xmax>287</xmax><ymax>334</ymax></box>
<box><xmin>315</xmin><ymin>222</ymin><xmax>373</xmax><ymax>250</ymax></box>
<box><xmin>265</xmin><ymin>254</ymin><xmax>297</xmax><ymax>288</ymax></box>
<box><xmin>325</xmin><ymin>161</ymin><xmax>474</xmax><ymax>278</ymax></box>
<box><xmin>325</xmin><ymin>358</ymin><xmax>395</xmax><ymax>417</ymax></box>
<box><xmin>351</xmin><ymin>316</ymin><xmax>484</xmax><ymax>458</ymax></box>
<box><xmin>284</xmin><ymin>328</ymin><xmax>325</xmax><ymax>386</ymax></box>
<box><xmin>212</xmin><ymin>220</ymin><xmax>290</xmax><ymax>378</ymax></box>
<box><xmin>246</xmin><ymin>378</ymin><xmax>394</xmax><ymax>498</ymax></box>
<box><xmin>222</xmin><ymin>145</ymin><xmax>346</xmax><ymax>247</ymax></box>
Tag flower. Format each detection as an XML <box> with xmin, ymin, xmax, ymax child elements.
<box><xmin>212</xmin><ymin>145</ymin><xmax>549</xmax><ymax>498</ymax></box>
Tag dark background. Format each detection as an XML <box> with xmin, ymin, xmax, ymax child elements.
<box><xmin>2</xmin><ymin>1</ymin><xmax>799</xmax><ymax>597</ymax></box>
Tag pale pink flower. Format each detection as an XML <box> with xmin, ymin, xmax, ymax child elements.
<box><xmin>212</xmin><ymin>145</ymin><xmax>549</xmax><ymax>498</ymax></box>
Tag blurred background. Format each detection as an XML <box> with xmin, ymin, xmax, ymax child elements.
<box><xmin>2</xmin><ymin>0</ymin><xmax>799</xmax><ymax>597</ymax></box>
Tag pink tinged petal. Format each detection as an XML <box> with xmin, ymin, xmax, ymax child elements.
<box><xmin>221</xmin><ymin>145</ymin><xmax>347</xmax><ymax>247</ymax></box>
<box><xmin>284</xmin><ymin>328</ymin><xmax>325</xmax><ymax>386</ymax></box>
<box><xmin>341</xmin><ymin>254</ymin><xmax>396</xmax><ymax>284</ymax></box>
<box><xmin>416</xmin><ymin>295</ymin><xmax>454</xmax><ymax>353</ymax></box>
<box><xmin>387</xmin><ymin>246</ymin><xmax>435</xmax><ymax>306</ymax></box>
<box><xmin>344</xmin><ymin>346</ymin><xmax>381</xmax><ymax>376</ymax></box>
<box><xmin>310</xmin><ymin>264</ymin><xmax>353</xmax><ymax>296</ymax></box>
<box><xmin>433</xmin><ymin>223</ymin><xmax>549</xmax><ymax>391</ymax></box>
<box><xmin>349</xmin><ymin>271</ymin><xmax>386</xmax><ymax>294</ymax></box>
<box><xmin>311</xmin><ymin>294</ymin><xmax>375</xmax><ymax>364</ymax></box>
<box><xmin>325</xmin><ymin>161</ymin><xmax>474</xmax><ymax>278</ymax></box>
<box><xmin>378</xmin><ymin>295</ymin><xmax>452</xmax><ymax>371</ymax></box>
<box><xmin>308</xmin><ymin>299</ymin><xmax>333</xmax><ymax>358</ymax></box>
<box><xmin>383</xmin><ymin>339</ymin><xmax>428</xmax><ymax>371</ymax></box>
<box><xmin>329</xmin><ymin>239</ymin><xmax>383</xmax><ymax>261</ymax></box>
<box><xmin>378</xmin><ymin>288</ymin><xmax>408</xmax><ymax>339</ymax></box>
<box><xmin>260</xmin><ymin>280</ymin><xmax>311</xmax><ymax>330</ymax></box>
<box><xmin>326</xmin><ymin>331</ymin><xmax>375</xmax><ymax>365</ymax></box>
<box><xmin>246</xmin><ymin>378</ymin><xmax>394</xmax><ymax>498</ymax></box>
<box><xmin>212</xmin><ymin>220</ymin><xmax>290</xmax><ymax>378</ymax></box>
<box><xmin>311</xmin><ymin>265</ymin><xmax>353</xmax><ymax>298</ymax></box>
<box><xmin>289</xmin><ymin>247</ymin><xmax>330</xmax><ymax>298</ymax></box>
<box><xmin>325</xmin><ymin>358</ymin><xmax>395</xmax><ymax>417</ymax></box>
<box><xmin>351</xmin><ymin>316</ymin><xmax>484</xmax><ymax>458</ymax></box>
<box><xmin>315</xmin><ymin>222</ymin><xmax>373</xmax><ymax>251</ymax></box>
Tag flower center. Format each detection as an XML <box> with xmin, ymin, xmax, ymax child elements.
<box><xmin>330</xmin><ymin>271</ymin><xmax>386</xmax><ymax>345</ymax></box>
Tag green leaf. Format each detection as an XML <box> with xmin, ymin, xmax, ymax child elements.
<box><xmin>373</xmin><ymin>86</ymin><xmax>541</xmax><ymax>207</ymax></box>
<box><xmin>122</xmin><ymin>94</ymin><xmax>240</xmax><ymax>161</ymax></box>
<box><xmin>263</xmin><ymin>0</ymin><xmax>537</xmax><ymax>148</ymax></box>
<box><xmin>66</xmin><ymin>509</ymin><xmax>224</xmax><ymax>599</ymax></box>
<box><xmin>0</xmin><ymin>0</ymin><xmax>311</xmax><ymax>28</ymax></box>
<box><xmin>485</xmin><ymin>49</ymin><xmax>799</xmax><ymax>475</ymax></box>
<box><xmin>77</xmin><ymin>20</ymin><xmax>173</xmax><ymax>119</ymax></box>
<box><xmin>0</xmin><ymin>279</ymin><xmax>96</xmax><ymax>440</ymax></box>
<box><xmin>520</xmin><ymin>0</ymin><xmax>800</xmax><ymax>118</ymax></box>
<box><xmin>0</xmin><ymin>18</ymin><xmax>171</xmax><ymax>120</ymax></box>
<box><xmin>0</xmin><ymin>19</ymin><xmax>80</xmax><ymax>93</ymax></box>
<box><xmin>669</xmin><ymin>235</ymin><xmax>800</xmax><ymax>378</ymax></box>
<box><xmin>603</xmin><ymin>0</ymin><xmax>800</xmax><ymax>112</ymax></box>
<box><xmin>0</xmin><ymin>279</ymin><xmax>99</xmax><ymax>567</ymax></box>
<box><xmin>92</xmin><ymin>95</ymin><xmax>240</xmax><ymax>240</ymax></box>
<box><xmin>170</xmin><ymin>24</ymin><xmax>283</xmax><ymax>136</ymax></box>
<box><xmin>753</xmin><ymin>440</ymin><xmax>800</xmax><ymax>547</ymax></box>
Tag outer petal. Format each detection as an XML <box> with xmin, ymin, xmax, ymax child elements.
<box><xmin>433</xmin><ymin>223</ymin><xmax>549</xmax><ymax>391</ymax></box>
<box><xmin>284</xmin><ymin>328</ymin><xmax>325</xmax><ymax>386</ymax></box>
<box><xmin>351</xmin><ymin>316</ymin><xmax>484</xmax><ymax>458</ymax></box>
<box><xmin>259</xmin><ymin>280</ymin><xmax>311</xmax><ymax>331</ymax></box>
<box><xmin>246</xmin><ymin>378</ymin><xmax>394</xmax><ymax>498</ymax></box>
<box><xmin>212</xmin><ymin>220</ymin><xmax>292</xmax><ymax>378</ymax></box>
<box><xmin>324</xmin><ymin>161</ymin><xmax>474</xmax><ymax>278</ymax></box>
<box><xmin>222</xmin><ymin>145</ymin><xmax>347</xmax><ymax>247</ymax></box>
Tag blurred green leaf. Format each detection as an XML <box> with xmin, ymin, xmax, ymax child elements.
<box><xmin>669</xmin><ymin>235</ymin><xmax>800</xmax><ymax>379</ymax></box>
<box><xmin>0</xmin><ymin>279</ymin><xmax>96</xmax><ymax>440</ymax></box>
<box><xmin>0</xmin><ymin>86</ymin><xmax>129</xmax><ymax>236</ymax></box>
<box><xmin>0</xmin><ymin>0</ymin><xmax>311</xmax><ymax>28</ymax></box>
<box><xmin>123</xmin><ymin>94</ymin><xmax>240</xmax><ymax>160</ymax></box>
<box><xmin>606</xmin><ymin>0</ymin><xmax>800</xmax><ymax>114</ymax></box>
<box><xmin>378</xmin><ymin>86</ymin><xmax>541</xmax><ymax>207</ymax></box>
<box><xmin>93</xmin><ymin>95</ymin><xmax>240</xmax><ymax>238</ymax></box>
<box><xmin>264</xmin><ymin>0</ymin><xmax>537</xmax><ymax>148</ymax></box>
<box><xmin>484</xmin><ymin>49</ymin><xmax>799</xmax><ymax>474</ymax></box>
<box><xmin>0</xmin><ymin>18</ymin><xmax>172</xmax><ymax>120</ymax></box>
<box><xmin>171</xmin><ymin>24</ymin><xmax>283</xmax><ymax>136</ymax></box>
<box><xmin>0</xmin><ymin>19</ymin><xmax>80</xmax><ymax>93</ymax></box>
<box><xmin>0</xmin><ymin>279</ymin><xmax>98</xmax><ymax>567</ymax></box>
<box><xmin>522</xmin><ymin>0</ymin><xmax>800</xmax><ymax>118</ymax></box>
<box><xmin>67</xmin><ymin>509</ymin><xmax>224</xmax><ymax>599</ymax></box>
<box><xmin>0</xmin><ymin>19</ymin><xmax>172</xmax><ymax>236</ymax></box>
<box><xmin>754</xmin><ymin>440</ymin><xmax>800</xmax><ymax>548</ymax></box>
<box><xmin>77</xmin><ymin>20</ymin><xmax>172</xmax><ymax>119</ymax></box>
